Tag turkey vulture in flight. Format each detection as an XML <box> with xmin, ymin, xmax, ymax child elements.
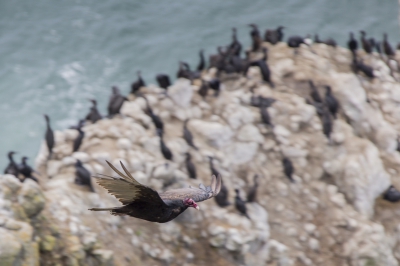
<box><xmin>90</xmin><ymin>161</ymin><xmax>222</xmax><ymax>223</ymax></box>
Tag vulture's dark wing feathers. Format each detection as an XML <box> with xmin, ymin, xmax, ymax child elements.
<box><xmin>95</xmin><ymin>161</ymin><xmax>167</xmax><ymax>207</ymax></box>
<box><xmin>159</xmin><ymin>174</ymin><xmax>222</xmax><ymax>203</ymax></box>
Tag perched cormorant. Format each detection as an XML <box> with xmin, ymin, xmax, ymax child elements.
<box><xmin>73</xmin><ymin>127</ymin><xmax>85</xmax><ymax>152</ymax></box>
<box><xmin>250</xmin><ymin>95</ymin><xmax>276</xmax><ymax>108</ymax></box>
<box><xmin>360</xmin><ymin>31</ymin><xmax>372</xmax><ymax>54</ymax></box>
<box><xmin>309</xmin><ymin>80</ymin><xmax>322</xmax><ymax>103</ymax></box>
<box><xmin>306</xmin><ymin>99</ymin><xmax>324</xmax><ymax>117</ymax></box>
<box><xmin>246</xmin><ymin>174</ymin><xmax>259</xmax><ymax>203</ymax></box>
<box><xmin>249</xmin><ymin>24</ymin><xmax>261</xmax><ymax>51</ymax></box>
<box><xmin>198</xmin><ymin>79</ymin><xmax>209</xmax><ymax>99</ymax></box>
<box><xmin>383</xmin><ymin>185</ymin><xmax>400</xmax><ymax>202</ymax></box>
<box><xmin>287</xmin><ymin>36</ymin><xmax>305</xmax><ymax>48</ymax></box>
<box><xmin>229</xmin><ymin>28</ymin><xmax>242</xmax><ymax>56</ymax></box>
<box><xmin>18</xmin><ymin>157</ymin><xmax>38</xmax><ymax>183</ymax></box>
<box><xmin>197</xmin><ymin>50</ymin><xmax>205</xmax><ymax>71</ymax></box>
<box><xmin>322</xmin><ymin>108</ymin><xmax>333</xmax><ymax>140</ymax></box>
<box><xmin>75</xmin><ymin>160</ymin><xmax>95</xmax><ymax>192</ymax></box>
<box><xmin>314</xmin><ymin>34</ymin><xmax>337</xmax><ymax>47</ymax></box>
<box><xmin>235</xmin><ymin>189</ymin><xmax>250</xmax><ymax>219</ymax></box>
<box><xmin>4</xmin><ymin>151</ymin><xmax>19</xmax><ymax>177</ymax></box>
<box><xmin>44</xmin><ymin>114</ymin><xmax>55</xmax><ymax>159</ymax></box>
<box><xmin>383</xmin><ymin>33</ymin><xmax>395</xmax><ymax>57</ymax></box>
<box><xmin>157</xmin><ymin>129</ymin><xmax>173</xmax><ymax>161</ymax></box>
<box><xmin>282</xmin><ymin>157</ymin><xmax>295</xmax><ymax>183</ymax></box>
<box><xmin>347</xmin><ymin>32</ymin><xmax>358</xmax><ymax>55</ymax></box>
<box><xmin>108</xmin><ymin>86</ymin><xmax>127</xmax><ymax>116</ymax></box>
<box><xmin>325</xmin><ymin>86</ymin><xmax>339</xmax><ymax>119</ymax></box>
<box><xmin>185</xmin><ymin>153</ymin><xmax>197</xmax><ymax>179</ymax></box>
<box><xmin>156</xmin><ymin>74</ymin><xmax>171</xmax><ymax>90</ymax></box>
<box><xmin>265</xmin><ymin>26</ymin><xmax>285</xmax><ymax>44</ymax></box>
<box><xmin>352</xmin><ymin>57</ymin><xmax>374</xmax><ymax>78</ymax></box>
<box><xmin>177</xmin><ymin>61</ymin><xmax>193</xmax><ymax>79</ymax></box>
<box><xmin>208</xmin><ymin>156</ymin><xmax>220</xmax><ymax>177</ymax></box>
<box><xmin>208</xmin><ymin>78</ymin><xmax>221</xmax><ymax>97</ymax></box>
<box><xmin>131</xmin><ymin>71</ymin><xmax>146</xmax><ymax>94</ymax></box>
<box><xmin>260</xmin><ymin>104</ymin><xmax>273</xmax><ymax>126</ymax></box>
<box><xmin>250</xmin><ymin>54</ymin><xmax>274</xmax><ymax>87</ymax></box>
<box><xmin>143</xmin><ymin>97</ymin><xmax>164</xmax><ymax>133</ymax></box>
<box><xmin>85</xmin><ymin>99</ymin><xmax>102</xmax><ymax>124</ymax></box>
<box><xmin>215</xmin><ymin>182</ymin><xmax>230</xmax><ymax>207</ymax></box>
<box><xmin>183</xmin><ymin>119</ymin><xmax>198</xmax><ymax>150</ymax></box>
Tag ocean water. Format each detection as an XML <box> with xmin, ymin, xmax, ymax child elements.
<box><xmin>0</xmin><ymin>0</ymin><xmax>398</xmax><ymax>168</ymax></box>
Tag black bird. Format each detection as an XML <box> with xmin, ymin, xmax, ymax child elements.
<box><xmin>131</xmin><ymin>71</ymin><xmax>146</xmax><ymax>94</ymax></box>
<box><xmin>347</xmin><ymin>32</ymin><xmax>358</xmax><ymax>55</ymax></box>
<box><xmin>265</xmin><ymin>26</ymin><xmax>285</xmax><ymax>44</ymax></box>
<box><xmin>85</xmin><ymin>99</ymin><xmax>102</xmax><ymax>124</ymax></box>
<box><xmin>260</xmin><ymin>104</ymin><xmax>273</xmax><ymax>126</ymax></box>
<box><xmin>251</xmin><ymin>95</ymin><xmax>276</xmax><ymax>108</ymax></box>
<box><xmin>75</xmin><ymin>160</ymin><xmax>95</xmax><ymax>192</ymax></box>
<box><xmin>73</xmin><ymin>126</ymin><xmax>85</xmax><ymax>152</ymax></box>
<box><xmin>352</xmin><ymin>56</ymin><xmax>374</xmax><ymax>78</ymax></box>
<box><xmin>276</xmin><ymin>26</ymin><xmax>285</xmax><ymax>42</ymax></box>
<box><xmin>251</xmin><ymin>59</ymin><xmax>274</xmax><ymax>87</ymax></box>
<box><xmin>177</xmin><ymin>61</ymin><xmax>192</xmax><ymax>79</ymax></box>
<box><xmin>375</xmin><ymin>41</ymin><xmax>382</xmax><ymax>55</ymax></box>
<box><xmin>246</xmin><ymin>174</ymin><xmax>259</xmax><ymax>203</ymax></box>
<box><xmin>383</xmin><ymin>33</ymin><xmax>395</xmax><ymax>57</ymax></box>
<box><xmin>322</xmin><ymin>108</ymin><xmax>333</xmax><ymax>140</ymax></box>
<box><xmin>208</xmin><ymin>156</ymin><xmax>220</xmax><ymax>177</ymax></box>
<box><xmin>306</xmin><ymin>98</ymin><xmax>324</xmax><ymax>117</ymax></box>
<box><xmin>309</xmin><ymin>80</ymin><xmax>322</xmax><ymax>103</ymax></box>
<box><xmin>360</xmin><ymin>31</ymin><xmax>372</xmax><ymax>54</ymax></box>
<box><xmin>234</xmin><ymin>189</ymin><xmax>250</xmax><ymax>219</ymax></box>
<box><xmin>282</xmin><ymin>157</ymin><xmax>295</xmax><ymax>183</ymax></box>
<box><xmin>4</xmin><ymin>151</ymin><xmax>19</xmax><ymax>177</ymax></box>
<box><xmin>208</xmin><ymin>78</ymin><xmax>221</xmax><ymax>97</ymax></box>
<box><xmin>185</xmin><ymin>153</ymin><xmax>197</xmax><ymax>179</ymax></box>
<box><xmin>229</xmin><ymin>28</ymin><xmax>242</xmax><ymax>56</ymax></box>
<box><xmin>325</xmin><ymin>86</ymin><xmax>339</xmax><ymax>119</ymax></box>
<box><xmin>108</xmin><ymin>86</ymin><xmax>127</xmax><ymax>116</ymax></box>
<box><xmin>44</xmin><ymin>114</ymin><xmax>55</xmax><ymax>159</ymax></box>
<box><xmin>314</xmin><ymin>34</ymin><xmax>337</xmax><ymax>47</ymax></box>
<box><xmin>198</xmin><ymin>79</ymin><xmax>209</xmax><ymax>99</ymax></box>
<box><xmin>183</xmin><ymin>119</ymin><xmax>198</xmax><ymax>150</ymax></box>
<box><xmin>89</xmin><ymin>161</ymin><xmax>221</xmax><ymax>223</ymax></box>
<box><xmin>197</xmin><ymin>50</ymin><xmax>205</xmax><ymax>71</ymax></box>
<box><xmin>249</xmin><ymin>24</ymin><xmax>262</xmax><ymax>51</ymax></box>
<box><xmin>215</xmin><ymin>181</ymin><xmax>230</xmax><ymax>207</ymax></box>
<box><xmin>287</xmin><ymin>36</ymin><xmax>305</xmax><ymax>48</ymax></box>
<box><xmin>143</xmin><ymin>97</ymin><xmax>164</xmax><ymax>133</ymax></box>
<box><xmin>157</xmin><ymin>129</ymin><xmax>173</xmax><ymax>161</ymax></box>
<box><xmin>156</xmin><ymin>74</ymin><xmax>171</xmax><ymax>90</ymax></box>
<box><xmin>18</xmin><ymin>157</ymin><xmax>38</xmax><ymax>183</ymax></box>
<box><xmin>383</xmin><ymin>185</ymin><xmax>400</xmax><ymax>202</ymax></box>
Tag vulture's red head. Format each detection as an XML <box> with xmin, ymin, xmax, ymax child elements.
<box><xmin>184</xmin><ymin>198</ymin><xmax>199</xmax><ymax>210</ymax></box>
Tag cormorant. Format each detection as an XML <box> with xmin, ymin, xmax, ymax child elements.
<box><xmin>75</xmin><ymin>160</ymin><xmax>95</xmax><ymax>192</ymax></box>
<box><xmin>4</xmin><ymin>151</ymin><xmax>19</xmax><ymax>177</ymax></box>
<box><xmin>287</xmin><ymin>36</ymin><xmax>305</xmax><ymax>48</ymax></box>
<box><xmin>247</xmin><ymin>174</ymin><xmax>259</xmax><ymax>203</ymax></box>
<box><xmin>325</xmin><ymin>86</ymin><xmax>339</xmax><ymax>119</ymax></box>
<box><xmin>360</xmin><ymin>31</ymin><xmax>372</xmax><ymax>54</ymax></box>
<box><xmin>157</xmin><ymin>129</ymin><xmax>173</xmax><ymax>161</ymax></box>
<box><xmin>44</xmin><ymin>114</ymin><xmax>55</xmax><ymax>159</ymax></box>
<box><xmin>347</xmin><ymin>32</ymin><xmax>358</xmax><ymax>55</ymax></box>
<box><xmin>229</xmin><ymin>28</ymin><xmax>242</xmax><ymax>56</ymax></box>
<box><xmin>143</xmin><ymin>97</ymin><xmax>164</xmax><ymax>133</ymax></box>
<box><xmin>18</xmin><ymin>157</ymin><xmax>38</xmax><ymax>183</ymax></box>
<box><xmin>85</xmin><ymin>99</ymin><xmax>102</xmax><ymax>124</ymax></box>
<box><xmin>235</xmin><ymin>189</ymin><xmax>250</xmax><ymax>219</ymax></box>
<box><xmin>73</xmin><ymin>126</ymin><xmax>85</xmax><ymax>152</ymax></box>
<box><xmin>282</xmin><ymin>157</ymin><xmax>295</xmax><ymax>183</ymax></box>
<box><xmin>183</xmin><ymin>119</ymin><xmax>198</xmax><ymax>150</ymax></box>
<box><xmin>177</xmin><ymin>61</ymin><xmax>192</xmax><ymax>79</ymax></box>
<box><xmin>208</xmin><ymin>78</ymin><xmax>221</xmax><ymax>97</ymax></box>
<box><xmin>198</xmin><ymin>79</ymin><xmax>209</xmax><ymax>99</ymax></box>
<box><xmin>314</xmin><ymin>34</ymin><xmax>337</xmax><ymax>47</ymax></box>
<box><xmin>197</xmin><ymin>50</ymin><xmax>205</xmax><ymax>71</ymax></box>
<box><xmin>208</xmin><ymin>156</ymin><xmax>220</xmax><ymax>177</ymax></box>
<box><xmin>131</xmin><ymin>71</ymin><xmax>146</xmax><ymax>94</ymax></box>
<box><xmin>322</xmin><ymin>108</ymin><xmax>333</xmax><ymax>140</ymax></box>
<box><xmin>309</xmin><ymin>80</ymin><xmax>322</xmax><ymax>103</ymax></box>
<box><xmin>383</xmin><ymin>33</ymin><xmax>395</xmax><ymax>57</ymax></box>
<box><xmin>185</xmin><ymin>153</ymin><xmax>197</xmax><ymax>179</ymax></box>
<box><xmin>383</xmin><ymin>185</ymin><xmax>400</xmax><ymax>202</ymax></box>
<box><xmin>108</xmin><ymin>86</ymin><xmax>127</xmax><ymax>116</ymax></box>
<box><xmin>249</xmin><ymin>24</ymin><xmax>261</xmax><ymax>51</ymax></box>
<box><xmin>250</xmin><ymin>95</ymin><xmax>276</xmax><ymax>108</ymax></box>
<box><xmin>215</xmin><ymin>182</ymin><xmax>230</xmax><ymax>207</ymax></box>
<box><xmin>352</xmin><ymin>56</ymin><xmax>374</xmax><ymax>78</ymax></box>
<box><xmin>260</xmin><ymin>104</ymin><xmax>273</xmax><ymax>126</ymax></box>
<box><xmin>156</xmin><ymin>74</ymin><xmax>171</xmax><ymax>90</ymax></box>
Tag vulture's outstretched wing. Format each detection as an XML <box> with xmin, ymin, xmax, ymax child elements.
<box><xmin>159</xmin><ymin>175</ymin><xmax>222</xmax><ymax>203</ymax></box>
<box><xmin>94</xmin><ymin>161</ymin><xmax>166</xmax><ymax>207</ymax></box>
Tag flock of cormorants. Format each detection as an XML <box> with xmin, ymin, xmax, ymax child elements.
<box><xmin>4</xmin><ymin>24</ymin><xmax>400</xmax><ymax>218</ymax></box>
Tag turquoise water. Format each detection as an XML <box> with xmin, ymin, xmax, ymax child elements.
<box><xmin>0</xmin><ymin>0</ymin><xmax>398</xmax><ymax>168</ymax></box>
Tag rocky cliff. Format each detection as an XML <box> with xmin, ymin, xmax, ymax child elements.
<box><xmin>1</xmin><ymin>41</ymin><xmax>400</xmax><ymax>266</ymax></box>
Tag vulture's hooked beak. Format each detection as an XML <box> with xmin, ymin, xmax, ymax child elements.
<box><xmin>195</xmin><ymin>205</ymin><xmax>200</xmax><ymax>211</ymax></box>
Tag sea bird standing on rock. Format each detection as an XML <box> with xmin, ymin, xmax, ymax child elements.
<box><xmin>249</xmin><ymin>24</ymin><xmax>261</xmax><ymax>51</ymax></box>
<box><xmin>18</xmin><ymin>157</ymin><xmax>38</xmax><ymax>183</ymax></box>
<box><xmin>260</xmin><ymin>104</ymin><xmax>273</xmax><ymax>126</ymax></box>
<box><xmin>347</xmin><ymin>32</ymin><xmax>358</xmax><ymax>56</ymax></box>
<box><xmin>198</xmin><ymin>79</ymin><xmax>209</xmax><ymax>99</ymax></box>
<box><xmin>247</xmin><ymin>174</ymin><xmax>259</xmax><ymax>203</ymax></box>
<box><xmin>383</xmin><ymin>33</ymin><xmax>395</xmax><ymax>57</ymax></box>
<box><xmin>108</xmin><ymin>86</ymin><xmax>127</xmax><ymax>116</ymax></box>
<box><xmin>185</xmin><ymin>153</ymin><xmax>197</xmax><ymax>179</ymax></box>
<box><xmin>197</xmin><ymin>50</ymin><xmax>205</xmax><ymax>71</ymax></box>
<box><xmin>309</xmin><ymin>80</ymin><xmax>322</xmax><ymax>103</ymax></box>
<box><xmin>73</xmin><ymin>122</ymin><xmax>85</xmax><ymax>152</ymax></box>
<box><xmin>75</xmin><ymin>160</ymin><xmax>95</xmax><ymax>192</ymax></box>
<box><xmin>314</xmin><ymin>34</ymin><xmax>337</xmax><ymax>47</ymax></box>
<box><xmin>322</xmin><ymin>108</ymin><xmax>333</xmax><ymax>140</ymax></box>
<box><xmin>142</xmin><ymin>96</ymin><xmax>164</xmax><ymax>133</ymax></box>
<box><xmin>157</xmin><ymin>129</ymin><xmax>173</xmax><ymax>161</ymax></box>
<box><xmin>208</xmin><ymin>156</ymin><xmax>230</xmax><ymax>207</ymax></box>
<box><xmin>235</xmin><ymin>189</ymin><xmax>250</xmax><ymax>219</ymax></box>
<box><xmin>4</xmin><ymin>151</ymin><xmax>19</xmax><ymax>177</ymax></box>
<box><xmin>282</xmin><ymin>157</ymin><xmax>295</xmax><ymax>183</ymax></box>
<box><xmin>383</xmin><ymin>186</ymin><xmax>400</xmax><ymax>202</ymax></box>
<box><xmin>156</xmin><ymin>74</ymin><xmax>171</xmax><ymax>90</ymax></box>
<box><xmin>89</xmin><ymin>161</ymin><xmax>221</xmax><ymax>223</ymax></box>
<box><xmin>44</xmin><ymin>114</ymin><xmax>54</xmax><ymax>159</ymax></box>
<box><xmin>208</xmin><ymin>78</ymin><xmax>221</xmax><ymax>97</ymax></box>
<box><xmin>229</xmin><ymin>28</ymin><xmax>242</xmax><ymax>56</ymax></box>
<box><xmin>325</xmin><ymin>86</ymin><xmax>339</xmax><ymax>119</ymax></box>
<box><xmin>183</xmin><ymin>119</ymin><xmax>198</xmax><ymax>150</ymax></box>
<box><xmin>287</xmin><ymin>36</ymin><xmax>305</xmax><ymax>48</ymax></box>
<box><xmin>360</xmin><ymin>31</ymin><xmax>372</xmax><ymax>54</ymax></box>
<box><xmin>131</xmin><ymin>71</ymin><xmax>146</xmax><ymax>94</ymax></box>
<box><xmin>85</xmin><ymin>99</ymin><xmax>102</xmax><ymax>124</ymax></box>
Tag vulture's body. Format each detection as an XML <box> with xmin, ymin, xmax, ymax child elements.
<box><xmin>90</xmin><ymin>161</ymin><xmax>221</xmax><ymax>223</ymax></box>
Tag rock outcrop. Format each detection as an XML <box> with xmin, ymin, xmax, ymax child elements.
<box><xmin>2</xmin><ymin>40</ymin><xmax>400</xmax><ymax>266</ymax></box>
